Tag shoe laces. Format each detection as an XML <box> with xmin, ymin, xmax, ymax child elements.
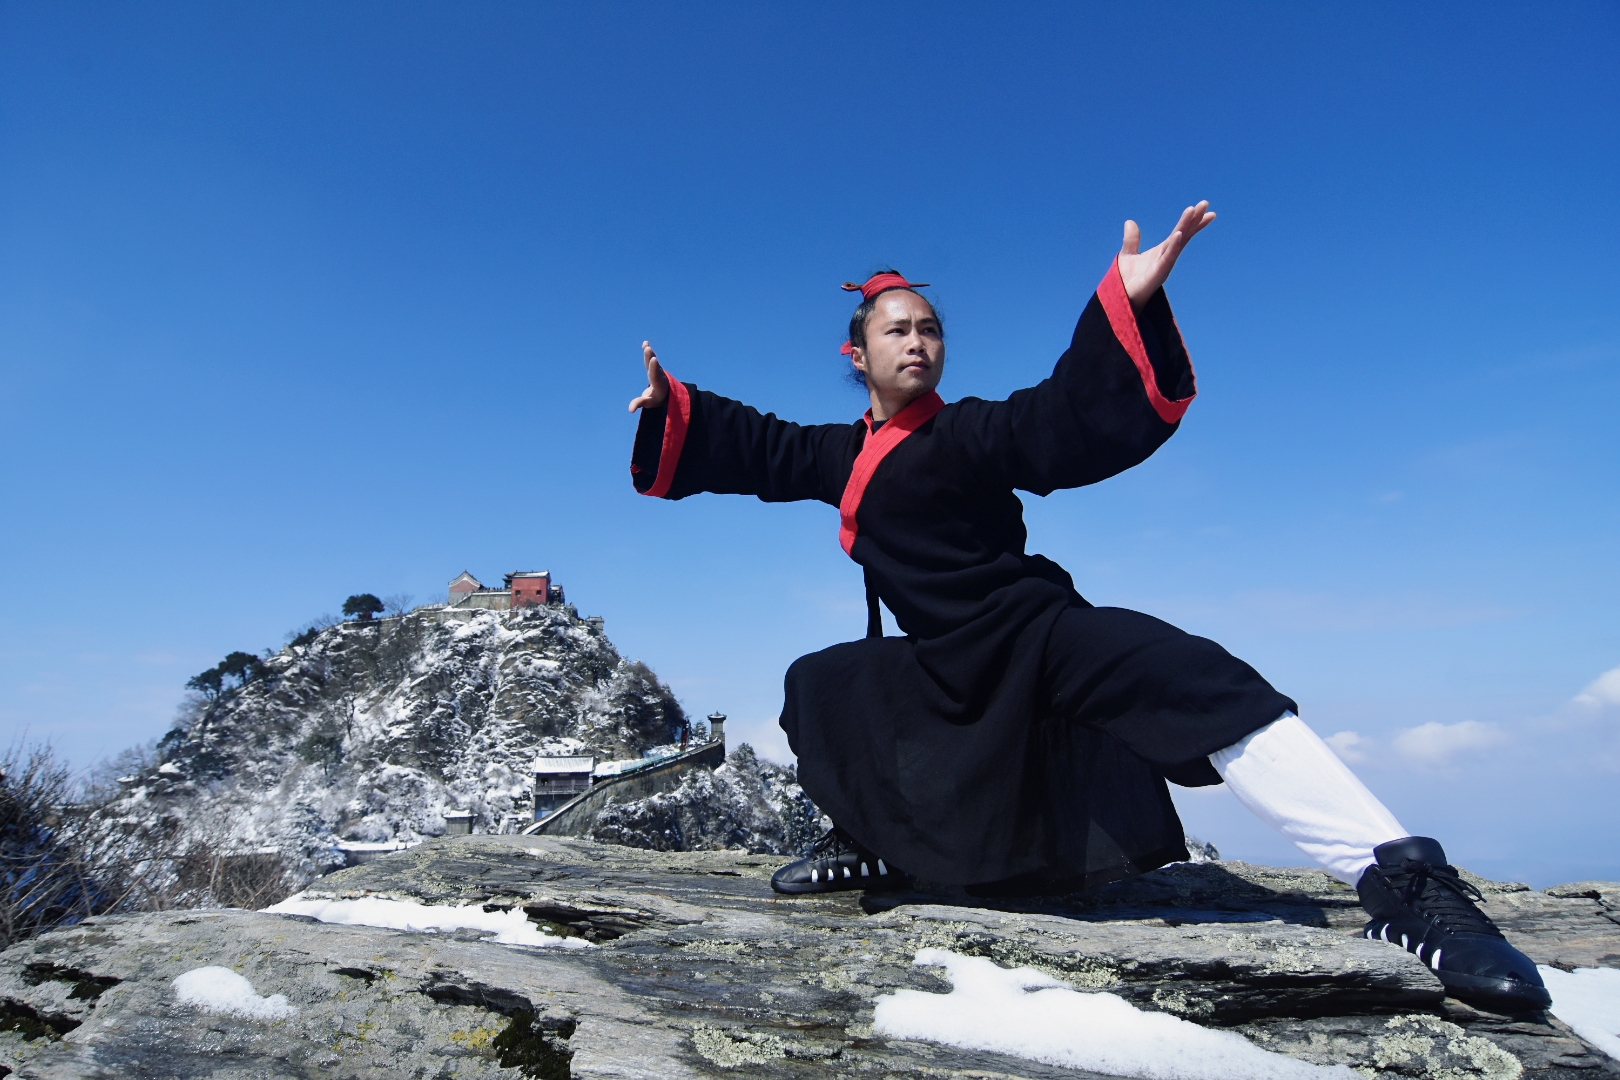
<box><xmin>807</xmin><ymin>826</ymin><xmax>858</xmax><ymax>861</ymax></box>
<box><xmin>1390</xmin><ymin>858</ymin><xmax>1501</xmax><ymax>937</ymax></box>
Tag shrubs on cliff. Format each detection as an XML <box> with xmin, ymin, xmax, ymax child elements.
<box><xmin>0</xmin><ymin>742</ymin><xmax>306</xmax><ymax>948</ymax></box>
<box><xmin>0</xmin><ymin>744</ymin><xmax>182</xmax><ymax>949</ymax></box>
<box><xmin>0</xmin><ymin>744</ymin><xmax>110</xmax><ymax>948</ymax></box>
<box><xmin>185</xmin><ymin>651</ymin><xmax>271</xmax><ymax>701</ymax></box>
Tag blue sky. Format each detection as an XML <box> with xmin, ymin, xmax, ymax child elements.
<box><xmin>2</xmin><ymin>3</ymin><xmax>1615</xmax><ymax>885</ymax></box>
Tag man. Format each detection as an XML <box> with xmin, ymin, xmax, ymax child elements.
<box><xmin>626</xmin><ymin>203</ymin><xmax>1550</xmax><ymax>1012</ymax></box>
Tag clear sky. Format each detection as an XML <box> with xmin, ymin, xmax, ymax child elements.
<box><xmin>2</xmin><ymin>3</ymin><xmax>1616</xmax><ymax>885</ymax></box>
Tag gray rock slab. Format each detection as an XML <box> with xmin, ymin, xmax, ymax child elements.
<box><xmin>3</xmin><ymin>836</ymin><xmax>1616</xmax><ymax>1079</ymax></box>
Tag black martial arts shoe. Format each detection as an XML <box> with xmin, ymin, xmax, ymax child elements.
<box><xmin>1357</xmin><ymin>836</ymin><xmax>1551</xmax><ymax>1012</ymax></box>
<box><xmin>770</xmin><ymin>827</ymin><xmax>910</xmax><ymax>895</ymax></box>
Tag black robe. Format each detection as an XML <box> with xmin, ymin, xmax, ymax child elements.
<box><xmin>631</xmin><ymin>260</ymin><xmax>1294</xmax><ymax>891</ymax></box>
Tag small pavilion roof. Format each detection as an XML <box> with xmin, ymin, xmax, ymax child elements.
<box><xmin>532</xmin><ymin>755</ymin><xmax>596</xmax><ymax>774</ymax></box>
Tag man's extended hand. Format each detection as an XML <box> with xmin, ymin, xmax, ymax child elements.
<box><xmin>628</xmin><ymin>341</ymin><xmax>670</xmax><ymax>413</ymax></box>
<box><xmin>1118</xmin><ymin>201</ymin><xmax>1216</xmax><ymax>310</ymax></box>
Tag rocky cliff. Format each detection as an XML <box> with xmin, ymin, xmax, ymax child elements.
<box><xmin>2</xmin><ymin>836</ymin><xmax>1615</xmax><ymax>1079</ymax></box>
<box><xmin>104</xmin><ymin>606</ymin><xmax>693</xmax><ymax>877</ymax></box>
<box><xmin>585</xmin><ymin>744</ymin><xmax>829</xmax><ymax>856</ymax></box>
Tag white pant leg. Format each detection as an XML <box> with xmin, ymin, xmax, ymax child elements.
<box><xmin>1208</xmin><ymin>713</ymin><xmax>1408</xmax><ymax>885</ymax></box>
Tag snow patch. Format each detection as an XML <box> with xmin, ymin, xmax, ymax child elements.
<box><xmin>173</xmin><ymin>966</ymin><xmax>297</xmax><ymax>1020</ymax></box>
<box><xmin>266</xmin><ymin>894</ymin><xmax>593</xmax><ymax>949</ymax></box>
<box><xmin>593</xmin><ymin>746</ymin><xmax>684</xmax><ymax>778</ymax></box>
<box><xmin>1541</xmin><ymin>965</ymin><xmax>1620</xmax><ymax>1059</ymax></box>
<box><xmin>872</xmin><ymin>950</ymin><xmax>1354</xmax><ymax>1079</ymax></box>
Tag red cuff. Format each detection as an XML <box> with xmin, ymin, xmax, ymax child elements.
<box><xmin>640</xmin><ymin>374</ymin><xmax>691</xmax><ymax>499</ymax></box>
<box><xmin>1097</xmin><ymin>256</ymin><xmax>1196</xmax><ymax>424</ymax></box>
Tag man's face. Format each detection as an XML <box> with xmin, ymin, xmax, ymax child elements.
<box><xmin>851</xmin><ymin>290</ymin><xmax>945</xmax><ymax>405</ymax></box>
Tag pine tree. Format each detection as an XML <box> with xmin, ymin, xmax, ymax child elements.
<box><xmin>342</xmin><ymin>594</ymin><xmax>384</xmax><ymax>621</ymax></box>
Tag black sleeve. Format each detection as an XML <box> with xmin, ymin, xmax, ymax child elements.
<box><xmin>946</xmin><ymin>263</ymin><xmax>1197</xmax><ymax>496</ymax></box>
<box><xmin>630</xmin><ymin>376</ymin><xmax>858</xmax><ymax>507</ymax></box>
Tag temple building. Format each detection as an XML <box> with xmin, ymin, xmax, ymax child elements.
<box><xmin>531</xmin><ymin>755</ymin><xmax>597</xmax><ymax>818</ymax></box>
<box><xmin>446</xmin><ymin>570</ymin><xmax>565</xmax><ymax>611</ymax></box>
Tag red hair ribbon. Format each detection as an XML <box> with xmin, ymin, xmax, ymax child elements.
<box><xmin>840</xmin><ymin>271</ymin><xmax>931</xmax><ymax>354</ymax></box>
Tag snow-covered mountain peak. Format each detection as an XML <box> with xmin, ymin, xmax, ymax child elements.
<box><xmin>106</xmin><ymin>604</ymin><xmax>687</xmax><ymax>876</ymax></box>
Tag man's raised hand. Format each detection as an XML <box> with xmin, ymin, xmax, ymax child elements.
<box><xmin>628</xmin><ymin>341</ymin><xmax>670</xmax><ymax>413</ymax></box>
<box><xmin>1118</xmin><ymin>201</ymin><xmax>1216</xmax><ymax>309</ymax></box>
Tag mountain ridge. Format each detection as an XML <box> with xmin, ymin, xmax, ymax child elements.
<box><xmin>100</xmin><ymin>604</ymin><xmax>816</xmax><ymax>885</ymax></box>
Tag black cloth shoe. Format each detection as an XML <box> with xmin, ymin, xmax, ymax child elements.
<box><xmin>1357</xmin><ymin>836</ymin><xmax>1551</xmax><ymax>1012</ymax></box>
<box><xmin>771</xmin><ymin>827</ymin><xmax>910</xmax><ymax>894</ymax></box>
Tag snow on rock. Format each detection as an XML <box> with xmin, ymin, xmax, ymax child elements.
<box><xmin>873</xmin><ymin>949</ymin><xmax>1356</xmax><ymax>1080</ymax></box>
<box><xmin>587</xmin><ymin>744</ymin><xmax>828</xmax><ymax>855</ymax></box>
<box><xmin>103</xmin><ymin>606</ymin><xmax>687</xmax><ymax>884</ymax></box>
<box><xmin>1541</xmin><ymin>965</ymin><xmax>1620</xmax><ymax>1059</ymax></box>
<box><xmin>1180</xmin><ymin>835</ymin><xmax>1220</xmax><ymax>863</ymax></box>
<box><xmin>267</xmin><ymin>895</ymin><xmax>592</xmax><ymax>949</ymax></box>
<box><xmin>8</xmin><ymin>844</ymin><xmax>1618</xmax><ymax>1078</ymax></box>
<box><xmin>593</xmin><ymin>742</ymin><xmax>689</xmax><ymax>777</ymax></box>
<box><xmin>172</xmin><ymin>966</ymin><xmax>297</xmax><ymax>1020</ymax></box>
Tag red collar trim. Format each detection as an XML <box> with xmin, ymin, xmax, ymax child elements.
<box><xmin>839</xmin><ymin>391</ymin><xmax>945</xmax><ymax>556</ymax></box>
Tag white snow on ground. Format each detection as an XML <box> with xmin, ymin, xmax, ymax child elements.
<box><xmin>1542</xmin><ymin>965</ymin><xmax>1620</xmax><ymax>1059</ymax></box>
<box><xmin>873</xmin><ymin>950</ymin><xmax>1355</xmax><ymax>1079</ymax></box>
<box><xmin>266</xmin><ymin>895</ymin><xmax>593</xmax><ymax>949</ymax></box>
<box><xmin>173</xmin><ymin>966</ymin><xmax>297</xmax><ymax>1020</ymax></box>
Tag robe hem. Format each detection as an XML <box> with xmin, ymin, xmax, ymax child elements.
<box><xmin>961</xmin><ymin>841</ymin><xmax>1193</xmax><ymax>897</ymax></box>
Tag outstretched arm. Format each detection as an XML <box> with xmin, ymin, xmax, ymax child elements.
<box><xmin>1117</xmin><ymin>201</ymin><xmax>1216</xmax><ymax>310</ymax></box>
<box><xmin>949</xmin><ymin>201</ymin><xmax>1210</xmax><ymax>493</ymax></box>
<box><xmin>627</xmin><ymin>341</ymin><xmax>856</xmax><ymax>505</ymax></box>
